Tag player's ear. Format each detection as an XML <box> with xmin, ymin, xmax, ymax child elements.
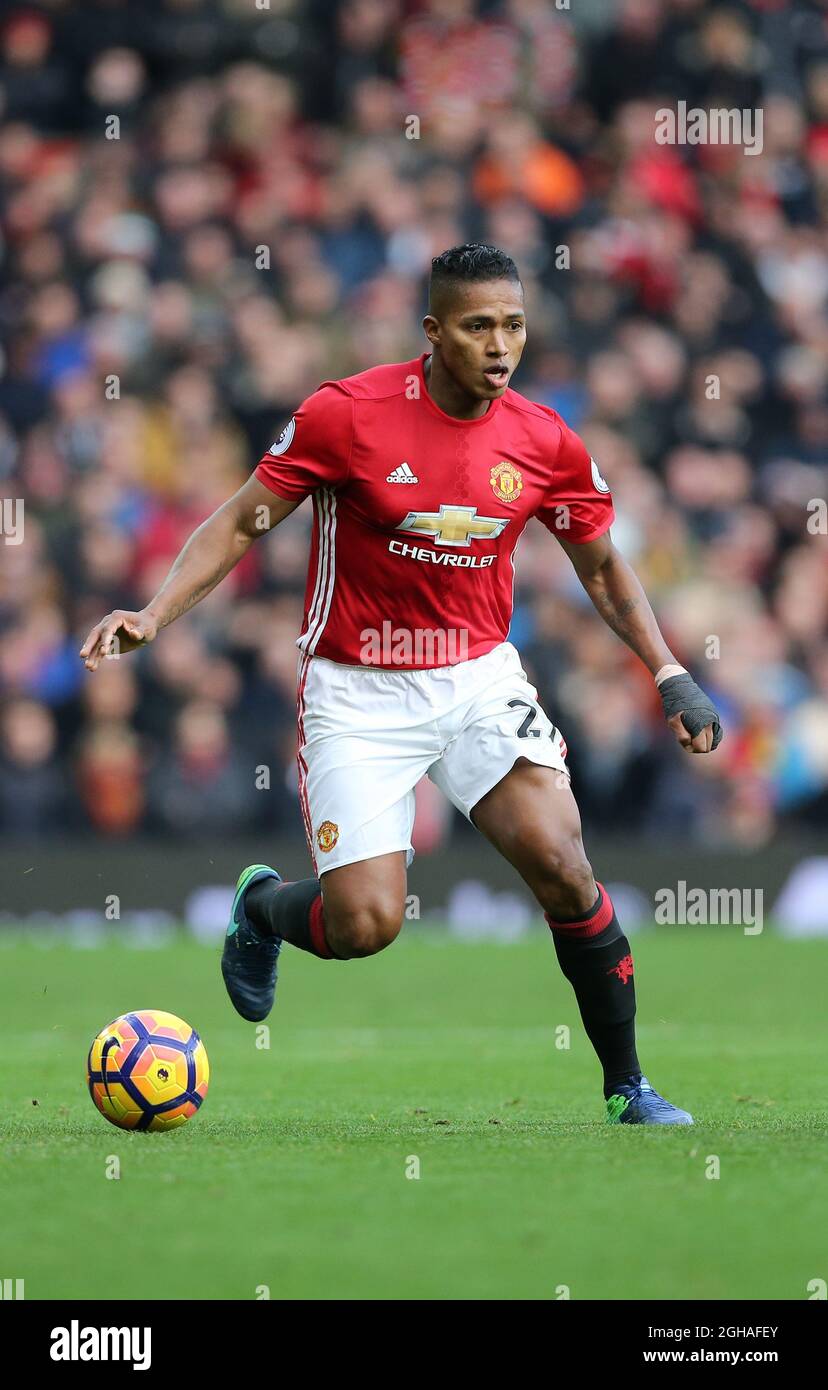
<box><xmin>422</xmin><ymin>314</ymin><xmax>440</xmax><ymax>347</ymax></box>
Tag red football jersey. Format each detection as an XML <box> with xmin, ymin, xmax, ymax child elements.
<box><xmin>255</xmin><ymin>352</ymin><xmax>614</xmax><ymax>669</ymax></box>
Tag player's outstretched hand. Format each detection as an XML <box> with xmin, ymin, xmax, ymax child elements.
<box><xmin>79</xmin><ymin>609</ymin><xmax>158</xmax><ymax>671</ymax></box>
<box><xmin>658</xmin><ymin>672</ymin><xmax>723</xmax><ymax>754</ymax></box>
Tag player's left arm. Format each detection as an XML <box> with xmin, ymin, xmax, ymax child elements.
<box><xmin>557</xmin><ymin>530</ymin><xmax>723</xmax><ymax>754</ymax></box>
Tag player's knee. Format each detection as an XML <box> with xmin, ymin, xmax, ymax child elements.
<box><xmin>540</xmin><ymin>835</ymin><xmax>596</xmax><ymax>918</ymax></box>
<box><xmin>326</xmin><ymin>900</ymin><xmax>403</xmax><ymax>959</ymax></box>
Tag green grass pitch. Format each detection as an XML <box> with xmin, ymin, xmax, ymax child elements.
<box><xmin>1</xmin><ymin>928</ymin><xmax>826</xmax><ymax>1300</ymax></box>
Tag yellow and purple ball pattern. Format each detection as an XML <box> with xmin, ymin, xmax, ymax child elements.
<box><xmin>87</xmin><ymin>1010</ymin><xmax>209</xmax><ymax>1132</ymax></box>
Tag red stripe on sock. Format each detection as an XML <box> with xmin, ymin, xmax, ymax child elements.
<box><xmin>308</xmin><ymin>893</ymin><xmax>333</xmax><ymax>959</ymax></box>
<box><xmin>545</xmin><ymin>882</ymin><xmax>615</xmax><ymax>939</ymax></box>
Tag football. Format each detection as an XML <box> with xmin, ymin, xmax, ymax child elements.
<box><xmin>87</xmin><ymin>1010</ymin><xmax>209</xmax><ymax>1132</ymax></box>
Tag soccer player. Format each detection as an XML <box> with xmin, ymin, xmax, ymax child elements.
<box><xmin>81</xmin><ymin>244</ymin><xmax>722</xmax><ymax>1125</ymax></box>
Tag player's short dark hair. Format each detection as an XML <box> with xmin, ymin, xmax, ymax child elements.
<box><xmin>429</xmin><ymin>243</ymin><xmax>522</xmax><ymax>314</ymax></box>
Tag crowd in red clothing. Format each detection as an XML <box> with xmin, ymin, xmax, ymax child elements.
<box><xmin>1</xmin><ymin>0</ymin><xmax>827</xmax><ymax>847</ymax></box>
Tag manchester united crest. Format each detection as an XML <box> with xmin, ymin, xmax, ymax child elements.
<box><xmin>316</xmin><ymin>820</ymin><xmax>339</xmax><ymax>852</ymax></box>
<box><xmin>490</xmin><ymin>460</ymin><xmax>523</xmax><ymax>504</ymax></box>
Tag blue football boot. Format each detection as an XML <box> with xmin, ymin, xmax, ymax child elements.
<box><xmin>221</xmin><ymin>864</ymin><xmax>282</xmax><ymax>1022</ymax></box>
<box><xmin>606</xmin><ymin>1076</ymin><xmax>693</xmax><ymax>1125</ymax></box>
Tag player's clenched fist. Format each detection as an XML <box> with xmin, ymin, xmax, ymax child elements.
<box><xmin>658</xmin><ymin>672</ymin><xmax>723</xmax><ymax>754</ymax></box>
<box><xmin>79</xmin><ymin>609</ymin><xmax>158</xmax><ymax>671</ymax></box>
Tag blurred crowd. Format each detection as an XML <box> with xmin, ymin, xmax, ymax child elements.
<box><xmin>1</xmin><ymin>0</ymin><xmax>828</xmax><ymax>850</ymax></box>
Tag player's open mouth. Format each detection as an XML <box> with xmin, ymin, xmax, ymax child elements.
<box><xmin>484</xmin><ymin>365</ymin><xmax>509</xmax><ymax>385</ymax></box>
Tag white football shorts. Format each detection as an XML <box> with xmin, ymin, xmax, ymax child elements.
<box><xmin>295</xmin><ymin>640</ymin><xmax>569</xmax><ymax>876</ymax></box>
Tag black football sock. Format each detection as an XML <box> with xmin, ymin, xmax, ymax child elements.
<box><xmin>245</xmin><ymin>877</ymin><xmax>339</xmax><ymax>959</ymax></box>
<box><xmin>546</xmin><ymin>883</ymin><xmax>641</xmax><ymax>1098</ymax></box>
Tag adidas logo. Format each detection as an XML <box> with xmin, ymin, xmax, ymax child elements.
<box><xmin>386</xmin><ymin>462</ymin><xmax>419</xmax><ymax>484</ymax></box>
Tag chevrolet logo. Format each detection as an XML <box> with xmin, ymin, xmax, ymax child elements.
<box><xmin>395</xmin><ymin>504</ymin><xmax>510</xmax><ymax>548</ymax></box>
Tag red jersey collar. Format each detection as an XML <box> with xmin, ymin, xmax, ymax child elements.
<box><xmin>416</xmin><ymin>352</ymin><xmax>504</xmax><ymax>428</ymax></box>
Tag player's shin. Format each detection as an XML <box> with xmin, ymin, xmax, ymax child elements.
<box><xmin>546</xmin><ymin>883</ymin><xmax>641</xmax><ymax>1098</ymax></box>
<box><xmin>246</xmin><ymin>877</ymin><xmax>338</xmax><ymax>958</ymax></box>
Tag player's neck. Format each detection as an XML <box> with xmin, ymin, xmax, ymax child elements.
<box><xmin>423</xmin><ymin>353</ymin><xmax>492</xmax><ymax>421</ymax></box>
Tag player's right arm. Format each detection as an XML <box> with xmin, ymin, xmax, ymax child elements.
<box><xmin>79</xmin><ymin>478</ymin><xmax>299</xmax><ymax>671</ymax></box>
<box><xmin>81</xmin><ymin>382</ymin><xmax>353</xmax><ymax>670</ymax></box>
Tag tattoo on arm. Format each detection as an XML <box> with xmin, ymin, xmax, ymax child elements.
<box><xmin>576</xmin><ymin>550</ymin><xmax>673</xmax><ymax>672</ymax></box>
<box><xmin>595</xmin><ymin>590</ymin><xmax>640</xmax><ymax>637</ymax></box>
<box><xmin>155</xmin><ymin>560</ymin><xmax>229</xmax><ymax>629</ymax></box>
